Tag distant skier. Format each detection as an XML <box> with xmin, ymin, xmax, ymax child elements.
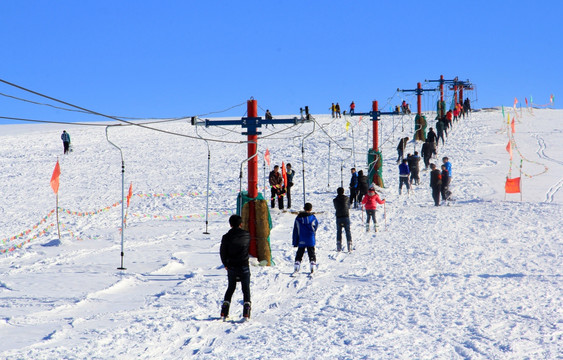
<box><xmin>441</xmin><ymin>164</ymin><xmax>451</xmax><ymax>202</ymax></box>
<box><xmin>335</xmin><ymin>103</ymin><xmax>341</xmax><ymax>118</ymax></box>
<box><xmin>269</xmin><ymin>165</ymin><xmax>284</xmax><ymax>210</ymax></box>
<box><xmin>356</xmin><ymin>170</ymin><xmax>369</xmax><ymax>205</ymax></box>
<box><xmin>220</xmin><ymin>215</ymin><xmax>251</xmax><ymax>319</ymax></box>
<box><xmin>398</xmin><ymin>159</ymin><xmax>410</xmax><ymax>195</ymax></box>
<box><xmin>333</xmin><ymin>187</ymin><xmax>352</xmax><ymax>252</ymax></box>
<box><xmin>442</xmin><ymin>156</ymin><xmax>452</xmax><ymax>177</ymax></box>
<box><xmin>361</xmin><ymin>186</ymin><xmax>385</xmax><ymax>232</ymax></box>
<box><xmin>396</xmin><ymin>136</ymin><xmax>409</xmax><ymax>163</ymax></box>
<box><xmin>426</xmin><ymin>128</ymin><xmax>437</xmax><ymax>156</ymax></box>
<box><xmin>421</xmin><ymin>142</ymin><xmax>432</xmax><ymax>170</ymax></box>
<box><xmin>330</xmin><ymin>103</ymin><xmax>336</xmax><ymax>118</ymax></box>
<box><xmin>293</xmin><ymin>203</ymin><xmax>319</xmax><ymax>274</ymax></box>
<box><xmin>61</xmin><ymin>130</ymin><xmax>71</xmax><ymax>154</ymax></box>
<box><xmin>349</xmin><ymin>101</ymin><xmax>355</xmax><ymax>115</ymax></box>
<box><xmin>429</xmin><ymin>163</ymin><xmax>442</xmax><ymax>206</ymax></box>
<box><xmin>265</xmin><ymin>109</ymin><xmax>273</xmax><ymax>128</ymax></box>
<box><xmin>436</xmin><ymin>119</ymin><xmax>445</xmax><ymax>146</ymax></box>
<box><xmin>407</xmin><ymin>152</ymin><xmax>421</xmax><ymax>185</ymax></box>
<box><xmin>285</xmin><ymin>163</ymin><xmax>295</xmax><ymax>209</ymax></box>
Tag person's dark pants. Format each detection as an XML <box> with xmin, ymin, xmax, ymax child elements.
<box><xmin>271</xmin><ymin>188</ymin><xmax>283</xmax><ymax>209</ymax></box>
<box><xmin>295</xmin><ymin>246</ymin><xmax>316</xmax><ymax>263</ymax></box>
<box><xmin>437</xmin><ymin>132</ymin><xmax>444</xmax><ymax>145</ymax></box>
<box><xmin>366</xmin><ymin>209</ymin><xmax>376</xmax><ymax>225</ymax></box>
<box><xmin>349</xmin><ymin>187</ymin><xmax>357</xmax><ymax>207</ymax></box>
<box><xmin>336</xmin><ymin>217</ymin><xmax>352</xmax><ymax>251</ymax></box>
<box><xmin>410</xmin><ymin>169</ymin><xmax>420</xmax><ymax>185</ymax></box>
<box><xmin>424</xmin><ymin>156</ymin><xmax>431</xmax><ymax>169</ymax></box>
<box><xmin>441</xmin><ymin>185</ymin><xmax>450</xmax><ymax>201</ymax></box>
<box><xmin>397</xmin><ymin>149</ymin><xmax>404</xmax><ymax>162</ymax></box>
<box><xmin>357</xmin><ymin>192</ymin><xmax>365</xmax><ymax>205</ymax></box>
<box><xmin>432</xmin><ymin>185</ymin><xmax>441</xmax><ymax>206</ymax></box>
<box><xmin>224</xmin><ymin>266</ymin><xmax>251</xmax><ymax>304</ymax></box>
<box><xmin>63</xmin><ymin>141</ymin><xmax>70</xmax><ymax>154</ymax></box>
<box><xmin>399</xmin><ymin>176</ymin><xmax>410</xmax><ymax>194</ymax></box>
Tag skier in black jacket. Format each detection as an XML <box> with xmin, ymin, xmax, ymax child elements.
<box><xmin>220</xmin><ymin>215</ymin><xmax>251</xmax><ymax>319</ymax></box>
<box><xmin>356</xmin><ymin>170</ymin><xmax>369</xmax><ymax>204</ymax></box>
<box><xmin>429</xmin><ymin>163</ymin><xmax>442</xmax><ymax>206</ymax></box>
<box><xmin>333</xmin><ymin>187</ymin><xmax>352</xmax><ymax>252</ymax></box>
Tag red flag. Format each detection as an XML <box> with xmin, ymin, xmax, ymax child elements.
<box><xmin>281</xmin><ymin>162</ymin><xmax>288</xmax><ymax>192</ymax></box>
<box><xmin>264</xmin><ymin>149</ymin><xmax>271</xmax><ymax>166</ymax></box>
<box><xmin>506</xmin><ymin>140</ymin><xmax>513</xmax><ymax>160</ymax></box>
<box><xmin>50</xmin><ymin>160</ymin><xmax>61</xmax><ymax>194</ymax></box>
<box><xmin>505</xmin><ymin>177</ymin><xmax>521</xmax><ymax>193</ymax></box>
<box><xmin>511</xmin><ymin>119</ymin><xmax>515</xmax><ymax>134</ymax></box>
<box><xmin>127</xmin><ymin>182</ymin><xmax>133</xmax><ymax>207</ymax></box>
<box><xmin>525</xmin><ymin>98</ymin><xmax>528</xmax><ymax>106</ymax></box>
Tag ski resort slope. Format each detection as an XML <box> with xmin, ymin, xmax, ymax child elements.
<box><xmin>0</xmin><ymin>108</ymin><xmax>561</xmax><ymax>359</ymax></box>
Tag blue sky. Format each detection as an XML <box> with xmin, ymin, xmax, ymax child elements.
<box><xmin>1</xmin><ymin>1</ymin><xmax>561</xmax><ymax>125</ymax></box>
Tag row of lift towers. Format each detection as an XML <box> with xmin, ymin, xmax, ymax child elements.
<box><xmin>187</xmin><ymin>75</ymin><xmax>472</xmax><ymax>264</ymax></box>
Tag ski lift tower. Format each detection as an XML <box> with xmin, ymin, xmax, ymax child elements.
<box><xmin>192</xmin><ymin>99</ymin><xmax>311</xmax><ymax>265</ymax></box>
<box><xmin>397</xmin><ymin>82</ymin><xmax>439</xmax><ymax>141</ymax></box>
<box><xmin>350</xmin><ymin>101</ymin><xmax>399</xmax><ymax>187</ymax></box>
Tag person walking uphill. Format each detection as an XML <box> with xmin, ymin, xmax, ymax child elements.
<box><xmin>397</xmin><ymin>136</ymin><xmax>409</xmax><ymax>163</ymax></box>
<box><xmin>269</xmin><ymin>165</ymin><xmax>284</xmax><ymax>210</ymax></box>
<box><xmin>61</xmin><ymin>130</ymin><xmax>71</xmax><ymax>154</ymax></box>
<box><xmin>285</xmin><ymin>163</ymin><xmax>295</xmax><ymax>209</ymax></box>
<box><xmin>220</xmin><ymin>215</ymin><xmax>251</xmax><ymax>319</ymax></box>
<box><xmin>398</xmin><ymin>159</ymin><xmax>410</xmax><ymax>195</ymax></box>
<box><xmin>293</xmin><ymin>203</ymin><xmax>319</xmax><ymax>274</ymax></box>
<box><xmin>349</xmin><ymin>168</ymin><xmax>359</xmax><ymax>208</ymax></box>
<box><xmin>357</xmin><ymin>170</ymin><xmax>369</xmax><ymax>205</ymax></box>
<box><xmin>333</xmin><ymin>187</ymin><xmax>352</xmax><ymax>253</ymax></box>
<box><xmin>361</xmin><ymin>186</ymin><xmax>385</xmax><ymax>232</ymax></box>
<box><xmin>429</xmin><ymin>163</ymin><xmax>442</xmax><ymax>206</ymax></box>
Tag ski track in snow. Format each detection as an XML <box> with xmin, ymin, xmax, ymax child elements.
<box><xmin>533</xmin><ymin>134</ymin><xmax>563</xmax><ymax>203</ymax></box>
<box><xmin>0</xmin><ymin>110</ymin><xmax>562</xmax><ymax>359</ymax></box>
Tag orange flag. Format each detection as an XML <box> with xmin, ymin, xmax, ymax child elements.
<box><xmin>264</xmin><ymin>149</ymin><xmax>271</xmax><ymax>166</ymax></box>
<box><xmin>127</xmin><ymin>182</ymin><xmax>133</xmax><ymax>207</ymax></box>
<box><xmin>505</xmin><ymin>177</ymin><xmax>521</xmax><ymax>193</ymax></box>
<box><xmin>50</xmin><ymin>160</ymin><xmax>61</xmax><ymax>194</ymax></box>
<box><xmin>506</xmin><ymin>140</ymin><xmax>513</xmax><ymax>160</ymax></box>
<box><xmin>511</xmin><ymin>119</ymin><xmax>515</xmax><ymax>134</ymax></box>
<box><xmin>281</xmin><ymin>162</ymin><xmax>288</xmax><ymax>192</ymax></box>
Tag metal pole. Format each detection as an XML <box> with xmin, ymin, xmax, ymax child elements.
<box><xmin>195</xmin><ymin>125</ymin><xmax>211</xmax><ymax>234</ymax></box>
<box><xmin>105</xmin><ymin>126</ymin><xmax>126</xmax><ymax>270</ymax></box>
<box><xmin>327</xmin><ymin>141</ymin><xmax>331</xmax><ymax>188</ymax></box>
<box><xmin>301</xmin><ymin>120</ymin><xmax>316</xmax><ymax>206</ymax></box>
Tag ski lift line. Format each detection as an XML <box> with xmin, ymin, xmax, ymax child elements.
<box><xmin>0</xmin><ymin>78</ymin><xmax>244</xmax><ymax>145</ymax></box>
<box><xmin>0</xmin><ymin>115</ymin><xmax>113</xmax><ymax>126</ymax></box>
<box><xmin>311</xmin><ymin>117</ymin><xmax>349</xmax><ymax>152</ymax></box>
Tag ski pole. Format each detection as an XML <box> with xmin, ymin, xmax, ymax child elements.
<box><xmin>384</xmin><ymin>201</ymin><xmax>387</xmax><ymax>231</ymax></box>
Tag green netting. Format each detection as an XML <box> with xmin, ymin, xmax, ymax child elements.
<box><xmin>414</xmin><ymin>114</ymin><xmax>427</xmax><ymax>142</ymax></box>
<box><xmin>368</xmin><ymin>149</ymin><xmax>384</xmax><ymax>188</ymax></box>
<box><xmin>236</xmin><ymin>191</ymin><xmax>274</xmax><ymax>266</ymax></box>
<box><xmin>436</xmin><ymin>100</ymin><xmax>446</xmax><ymax>119</ymax></box>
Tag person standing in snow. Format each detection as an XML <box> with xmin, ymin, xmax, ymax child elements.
<box><xmin>293</xmin><ymin>203</ymin><xmax>319</xmax><ymax>273</ymax></box>
<box><xmin>429</xmin><ymin>163</ymin><xmax>442</xmax><ymax>206</ymax></box>
<box><xmin>269</xmin><ymin>165</ymin><xmax>284</xmax><ymax>210</ymax></box>
<box><xmin>220</xmin><ymin>215</ymin><xmax>251</xmax><ymax>319</ymax></box>
<box><xmin>356</xmin><ymin>170</ymin><xmax>369</xmax><ymax>205</ymax></box>
<box><xmin>441</xmin><ymin>164</ymin><xmax>451</xmax><ymax>202</ymax></box>
<box><xmin>407</xmin><ymin>151</ymin><xmax>421</xmax><ymax>185</ymax></box>
<box><xmin>349</xmin><ymin>168</ymin><xmax>359</xmax><ymax>208</ymax></box>
<box><xmin>361</xmin><ymin>186</ymin><xmax>385</xmax><ymax>232</ymax></box>
<box><xmin>398</xmin><ymin>159</ymin><xmax>410</xmax><ymax>195</ymax></box>
<box><xmin>442</xmin><ymin>156</ymin><xmax>452</xmax><ymax>177</ymax></box>
<box><xmin>333</xmin><ymin>187</ymin><xmax>352</xmax><ymax>252</ymax></box>
<box><xmin>396</xmin><ymin>136</ymin><xmax>409</xmax><ymax>163</ymax></box>
<box><xmin>61</xmin><ymin>130</ymin><xmax>71</xmax><ymax>154</ymax></box>
<box><xmin>264</xmin><ymin>109</ymin><xmax>273</xmax><ymax>128</ymax></box>
<box><xmin>426</xmin><ymin>128</ymin><xmax>437</xmax><ymax>156</ymax></box>
<box><xmin>421</xmin><ymin>142</ymin><xmax>432</xmax><ymax>170</ymax></box>
<box><xmin>436</xmin><ymin>118</ymin><xmax>445</xmax><ymax>146</ymax></box>
<box><xmin>349</xmin><ymin>101</ymin><xmax>355</xmax><ymax>115</ymax></box>
<box><xmin>335</xmin><ymin>103</ymin><xmax>341</xmax><ymax>118</ymax></box>
<box><xmin>285</xmin><ymin>163</ymin><xmax>295</xmax><ymax>209</ymax></box>
<box><xmin>330</xmin><ymin>103</ymin><xmax>336</xmax><ymax>118</ymax></box>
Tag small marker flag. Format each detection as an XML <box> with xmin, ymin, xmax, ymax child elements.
<box><xmin>346</xmin><ymin>120</ymin><xmax>350</xmax><ymax>132</ymax></box>
<box><xmin>127</xmin><ymin>182</ymin><xmax>133</xmax><ymax>207</ymax></box>
<box><xmin>50</xmin><ymin>160</ymin><xmax>61</xmax><ymax>194</ymax></box>
<box><xmin>264</xmin><ymin>149</ymin><xmax>271</xmax><ymax>166</ymax></box>
<box><xmin>281</xmin><ymin>162</ymin><xmax>288</xmax><ymax>192</ymax></box>
<box><xmin>505</xmin><ymin>177</ymin><xmax>521</xmax><ymax>193</ymax></box>
<box><xmin>511</xmin><ymin>119</ymin><xmax>515</xmax><ymax>134</ymax></box>
<box><xmin>506</xmin><ymin>140</ymin><xmax>513</xmax><ymax>160</ymax></box>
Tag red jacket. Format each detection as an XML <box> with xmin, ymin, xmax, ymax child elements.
<box><xmin>361</xmin><ymin>193</ymin><xmax>385</xmax><ymax>210</ymax></box>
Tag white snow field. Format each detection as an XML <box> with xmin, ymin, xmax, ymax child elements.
<box><xmin>0</xmin><ymin>107</ymin><xmax>561</xmax><ymax>359</ymax></box>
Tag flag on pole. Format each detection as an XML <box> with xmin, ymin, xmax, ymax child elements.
<box><xmin>346</xmin><ymin>120</ymin><xmax>350</xmax><ymax>132</ymax></box>
<box><xmin>50</xmin><ymin>160</ymin><xmax>61</xmax><ymax>194</ymax></box>
<box><xmin>505</xmin><ymin>177</ymin><xmax>521</xmax><ymax>193</ymax></box>
<box><xmin>511</xmin><ymin>119</ymin><xmax>515</xmax><ymax>134</ymax></box>
<box><xmin>281</xmin><ymin>162</ymin><xmax>288</xmax><ymax>193</ymax></box>
<box><xmin>550</xmin><ymin>94</ymin><xmax>554</xmax><ymax>104</ymax></box>
<box><xmin>514</xmin><ymin>97</ymin><xmax>518</xmax><ymax>106</ymax></box>
<box><xmin>127</xmin><ymin>182</ymin><xmax>133</xmax><ymax>207</ymax></box>
<box><xmin>506</xmin><ymin>140</ymin><xmax>513</xmax><ymax>160</ymax></box>
<box><xmin>264</xmin><ymin>149</ymin><xmax>271</xmax><ymax>166</ymax></box>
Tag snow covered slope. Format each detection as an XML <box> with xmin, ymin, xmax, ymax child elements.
<box><xmin>0</xmin><ymin>108</ymin><xmax>561</xmax><ymax>359</ymax></box>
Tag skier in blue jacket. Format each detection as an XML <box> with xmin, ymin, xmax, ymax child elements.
<box><xmin>398</xmin><ymin>159</ymin><xmax>410</xmax><ymax>195</ymax></box>
<box><xmin>292</xmin><ymin>203</ymin><xmax>318</xmax><ymax>273</ymax></box>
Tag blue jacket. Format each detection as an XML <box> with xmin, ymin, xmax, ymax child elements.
<box><xmin>444</xmin><ymin>161</ymin><xmax>452</xmax><ymax>176</ymax></box>
<box><xmin>350</xmin><ymin>172</ymin><xmax>358</xmax><ymax>188</ymax></box>
<box><xmin>399</xmin><ymin>163</ymin><xmax>410</xmax><ymax>176</ymax></box>
<box><xmin>292</xmin><ymin>212</ymin><xmax>318</xmax><ymax>247</ymax></box>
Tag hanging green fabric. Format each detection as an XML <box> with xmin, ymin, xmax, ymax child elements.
<box><xmin>368</xmin><ymin>149</ymin><xmax>384</xmax><ymax>188</ymax></box>
<box><xmin>236</xmin><ymin>191</ymin><xmax>274</xmax><ymax>266</ymax></box>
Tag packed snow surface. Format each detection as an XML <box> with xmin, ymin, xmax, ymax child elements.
<box><xmin>0</xmin><ymin>108</ymin><xmax>561</xmax><ymax>359</ymax></box>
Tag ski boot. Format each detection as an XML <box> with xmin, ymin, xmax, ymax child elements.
<box><xmin>365</xmin><ymin>223</ymin><xmax>370</xmax><ymax>232</ymax></box>
<box><xmin>347</xmin><ymin>241</ymin><xmax>353</xmax><ymax>253</ymax></box>
<box><xmin>310</xmin><ymin>261</ymin><xmax>317</xmax><ymax>273</ymax></box>
<box><xmin>243</xmin><ymin>302</ymin><xmax>251</xmax><ymax>319</ymax></box>
<box><xmin>294</xmin><ymin>261</ymin><xmax>301</xmax><ymax>273</ymax></box>
<box><xmin>220</xmin><ymin>301</ymin><xmax>230</xmax><ymax>318</ymax></box>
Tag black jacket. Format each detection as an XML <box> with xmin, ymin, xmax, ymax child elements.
<box><xmin>357</xmin><ymin>174</ymin><xmax>369</xmax><ymax>195</ymax></box>
<box><xmin>430</xmin><ymin>169</ymin><xmax>442</xmax><ymax>188</ymax></box>
<box><xmin>333</xmin><ymin>194</ymin><xmax>350</xmax><ymax>218</ymax></box>
<box><xmin>407</xmin><ymin>154</ymin><xmax>420</xmax><ymax>171</ymax></box>
<box><xmin>220</xmin><ymin>227</ymin><xmax>250</xmax><ymax>268</ymax></box>
<box><xmin>426</xmin><ymin>130</ymin><xmax>437</xmax><ymax>143</ymax></box>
